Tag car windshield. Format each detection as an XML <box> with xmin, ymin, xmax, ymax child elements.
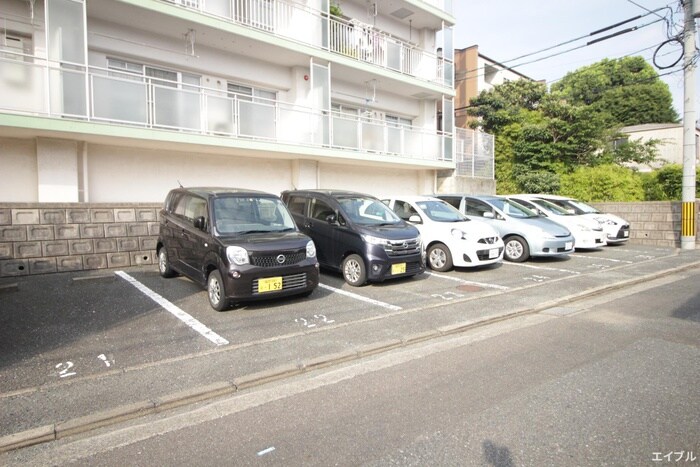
<box><xmin>568</xmin><ymin>200</ymin><xmax>601</xmax><ymax>214</ymax></box>
<box><xmin>489</xmin><ymin>198</ymin><xmax>539</xmax><ymax>218</ymax></box>
<box><xmin>338</xmin><ymin>196</ymin><xmax>401</xmax><ymax>225</ymax></box>
<box><xmin>212</xmin><ymin>196</ymin><xmax>297</xmax><ymax>234</ymax></box>
<box><xmin>416</xmin><ymin>200</ymin><xmax>468</xmax><ymax>222</ymax></box>
<box><xmin>531</xmin><ymin>199</ymin><xmax>573</xmax><ymax>216</ymax></box>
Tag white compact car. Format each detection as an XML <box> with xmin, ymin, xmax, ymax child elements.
<box><xmin>383</xmin><ymin>196</ymin><xmax>504</xmax><ymax>271</ymax></box>
<box><xmin>509</xmin><ymin>195</ymin><xmax>606</xmax><ymax>249</ymax></box>
<box><xmin>533</xmin><ymin>195</ymin><xmax>630</xmax><ymax>245</ymax></box>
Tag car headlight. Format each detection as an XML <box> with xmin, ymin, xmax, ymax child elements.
<box><xmin>540</xmin><ymin>229</ymin><xmax>556</xmax><ymax>239</ymax></box>
<box><xmin>361</xmin><ymin>234</ymin><xmax>389</xmax><ymax>246</ymax></box>
<box><xmin>226</xmin><ymin>246</ymin><xmax>249</xmax><ymax>265</ymax></box>
<box><xmin>306</xmin><ymin>240</ymin><xmax>316</xmax><ymax>258</ymax></box>
<box><xmin>451</xmin><ymin>228</ymin><xmax>467</xmax><ymax>240</ymax></box>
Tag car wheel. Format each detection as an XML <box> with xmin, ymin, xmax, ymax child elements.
<box><xmin>342</xmin><ymin>254</ymin><xmax>367</xmax><ymax>287</ymax></box>
<box><xmin>427</xmin><ymin>243</ymin><xmax>453</xmax><ymax>272</ymax></box>
<box><xmin>504</xmin><ymin>236</ymin><xmax>529</xmax><ymax>262</ymax></box>
<box><xmin>207</xmin><ymin>270</ymin><xmax>229</xmax><ymax>311</ymax></box>
<box><xmin>158</xmin><ymin>248</ymin><xmax>176</xmax><ymax>278</ymax></box>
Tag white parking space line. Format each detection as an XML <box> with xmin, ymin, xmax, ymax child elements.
<box><xmin>425</xmin><ymin>272</ymin><xmax>509</xmax><ymax>290</ymax></box>
<box><xmin>317</xmin><ymin>283</ymin><xmax>402</xmax><ymax>311</ymax></box>
<box><xmin>115</xmin><ymin>271</ymin><xmax>229</xmax><ymax>346</ymax></box>
<box><xmin>571</xmin><ymin>254</ymin><xmax>633</xmax><ymax>264</ymax></box>
<box><xmin>502</xmin><ymin>262</ymin><xmax>580</xmax><ymax>275</ymax></box>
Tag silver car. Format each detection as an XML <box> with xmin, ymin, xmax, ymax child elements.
<box><xmin>436</xmin><ymin>195</ymin><xmax>575</xmax><ymax>262</ymax></box>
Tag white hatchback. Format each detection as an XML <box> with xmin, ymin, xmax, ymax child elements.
<box><xmin>383</xmin><ymin>196</ymin><xmax>504</xmax><ymax>271</ymax></box>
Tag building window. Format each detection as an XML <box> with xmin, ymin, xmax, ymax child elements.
<box><xmin>227</xmin><ymin>82</ymin><xmax>276</xmax><ymax>102</ymax></box>
<box><xmin>107</xmin><ymin>58</ymin><xmax>201</xmax><ymax>89</ymax></box>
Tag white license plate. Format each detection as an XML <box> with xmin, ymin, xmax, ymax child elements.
<box><xmin>565</xmin><ymin>242</ymin><xmax>573</xmax><ymax>250</ymax></box>
<box><xmin>488</xmin><ymin>248</ymin><xmax>499</xmax><ymax>259</ymax></box>
<box><xmin>623</xmin><ymin>231</ymin><xmax>629</xmax><ymax>237</ymax></box>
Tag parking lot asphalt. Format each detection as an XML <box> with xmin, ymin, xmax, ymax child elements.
<box><xmin>1</xmin><ymin>244</ymin><xmax>700</xmax><ymax>451</ymax></box>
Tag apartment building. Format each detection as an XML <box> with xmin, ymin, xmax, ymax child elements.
<box><xmin>0</xmin><ymin>0</ymin><xmax>458</xmax><ymax>203</ymax></box>
<box><xmin>454</xmin><ymin>44</ymin><xmax>534</xmax><ymax>129</ymax></box>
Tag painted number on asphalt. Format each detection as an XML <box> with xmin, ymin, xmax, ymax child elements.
<box><xmin>295</xmin><ymin>314</ymin><xmax>336</xmax><ymax>328</ymax></box>
<box><xmin>525</xmin><ymin>275</ymin><xmax>550</xmax><ymax>283</ymax></box>
<box><xmin>431</xmin><ymin>292</ymin><xmax>464</xmax><ymax>301</ymax></box>
<box><xmin>55</xmin><ymin>362</ymin><xmax>76</xmax><ymax>378</ymax></box>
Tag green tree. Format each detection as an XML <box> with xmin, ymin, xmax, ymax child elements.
<box><xmin>551</xmin><ymin>57</ymin><xmax>678</xmax><ymax>125</ymax></box>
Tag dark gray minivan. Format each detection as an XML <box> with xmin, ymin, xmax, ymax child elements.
<box><xmin>281</xmin><ymin>189</ymin><xmax>425</xmax><ymax>286</ymax></box>
<box><xmin>157</xmin><ymin>187</ymin><xmax>319</xmax><ymax>310</ymax></box>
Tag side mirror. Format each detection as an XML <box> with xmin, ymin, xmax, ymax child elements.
<box><xmin>325</xmin><ymin>213</ymin><xmax>338</xmax><ymax>224</ymax></box>
<box><xmin>193</xmin><ymin>216</ymin><xmax>206</xmax><ymax>231</ymax></box>
<box><xmin>408</xmin><ymin>214</ymin><xmax>422</xmax><ymax>224</ymax></box>
<box><xmin>482</xmin><ymin>212</ymin><xmax>495</xmax><ymax>219</ymax></box>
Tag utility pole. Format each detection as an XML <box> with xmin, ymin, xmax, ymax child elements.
<box><xmin>680</xmin><ymin>0</ymin><xmax>697</xmax><ymax>250</ymax></box>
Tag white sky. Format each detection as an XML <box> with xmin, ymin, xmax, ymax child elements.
<box><xmin>452</xmin><ymin>0</ymin><xmax>699</xmax><ymax>118</ymax></box>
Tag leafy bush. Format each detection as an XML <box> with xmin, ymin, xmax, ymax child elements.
<box><xmin>642</xmin><ymin>164</ymin><xmax>700</xmax><ymax>200</ymax></box>
<box><xmin>515</xmin><ymin>170</ymin><xmax>560</xmax><ymax>194</ymax></box>
<box><xmin>560</xmin><ymin>164</ymin><xmax>644</xmax><ymax>201</ymax></box>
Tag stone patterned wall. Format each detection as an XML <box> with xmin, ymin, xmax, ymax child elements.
<box><xmin>592</xmin><ymin>200</ymin><xmax>700</xmax><ymax>248</ymax></box>
<box><xmin>0</xmin><ymin>203</ymin><xmax>160</xmax><ymax>277</ymax></box>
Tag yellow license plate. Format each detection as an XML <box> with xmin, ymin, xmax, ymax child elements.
<box><xmin>391</xmin><ymin>263</ymin><xmax>406</xmax><ymax>275</ymax></box>
<box><xmin>258</xmin><ymin>276</ymin><xmax>283</xmax><ymax>293</ymax></box>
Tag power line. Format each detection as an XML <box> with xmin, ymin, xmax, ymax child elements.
<box><xmin>456</xmin><ymin>18</ymin><xmax>665</xmax><ymax>83</ymax></box>
<box><xmin>455</xmin><ymin>5</ymin><xmax>676</xmax><ymax>80</ymax></box>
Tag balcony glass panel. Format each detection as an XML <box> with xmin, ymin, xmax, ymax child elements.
<box><xmin>49</xmin><ymin>67</ymin><xmax>87</xmax><ymax>117</ymax></box>
<box><xmin>47</xmin><ymin>0</ymin><xmax>86</xmax><ymax>64</ymax></box>
<box><xmin>0</xmin><ymin>59</ymin><xmax>47</xmax><ymax>114</ymax></box>
<box><xmin>204</xmin><ymin>0</ymin><xmax>231</xmax><ymax>17</ymax></box>
<box><xmin>206</xmin><ymin>94</ymin><xmax>235</xmax><ymax>135</ymax></box>
<box><xmin>386</xmin><ymin>41</ymin><xmax>401</xmax><ymax>72</ymax></box>
<box><xmin>239</xmin><ymin>100</ymin><xmax>275</xmax><ymax>139</ymax></box>
<box><xmin>92</xmin><ymin>75</ymin><xmax>148</xmax><ymax>124</ymax></box>
<box><xmin>153</xmin><ymin>86</ymin><xmax>201</xmax><ymax>130</ymax></box>
<box><xmin>332</xmin><ymin>115</ymin><xmax>359</xmax><ymax>149</ymax></box>
<box><xmin>278</xmin><ymin>106</ymin><xmax>317</xmax><ymax>145</ymax></box>
<box><xmin>361</xmin><ymin>121</ymin><xmax>384</xmax><ymax>152</ymax></box>
<box><xmin>387</xmin><ymin>127</ymin><xmax>402</xmax><ymax>154</ymax></box>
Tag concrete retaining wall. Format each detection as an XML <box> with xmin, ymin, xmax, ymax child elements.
<box><xmin>1</xmin><ymin>200</ymin><xmax>699</xmax><ymax>277</ymax></box>
<box><xmin>593</xmin><ymin>200</ymin><xmax>700</xmax><ymax>248</ymax></box>
<box><xmin>0</xmin><ymin>203</ymin><xmax>160</xmax><ymax>277</ymax></box>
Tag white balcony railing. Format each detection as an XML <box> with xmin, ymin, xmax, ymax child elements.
<box><xmin>0</xmin><ymin>55</ymin><xmax>452</xmax><ymax>163</ymax></box>
<box><xmin>161</xmin><ymin>0</ymin><xmax>452</xmax><ymax>87</ymax></box>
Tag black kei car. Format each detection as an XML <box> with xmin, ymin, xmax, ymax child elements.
<box><xmin>281</xmin><ymin>189</ymin><xmax>425</xmax><ymax>286</ymax></box>
<box><xmin>157</xmin><ymin>187</ymin><xmax>319</xmax><ymax>310</ymax></box>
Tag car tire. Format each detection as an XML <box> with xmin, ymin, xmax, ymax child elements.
<box><xmin>342</xmin><ymin>254</ymin><xmax>367</xmax><ymax>287</ymax></box>
<box><xmin>207</xmin><ymin>270</ymin><xmax>229</xmax><ymax>311</ymax></box>
<box><xmin>504</xmin><ymin>236</ymin><xmax>529</xmax><ymax>262</ymax></box>
<box><xmin>427</xmin><ymin>243</ymin><xmax>453</xmax><ymax>272</ymax></box>
<box><xmin>158</xmin><ymin>248</ymin><xmax>176</xmax><ymax>278</ymax></box>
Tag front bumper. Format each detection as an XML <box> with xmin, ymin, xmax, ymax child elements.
<box><xmin>530</xmin><ymin>237</ymin><xmax>575</xmax><ymax>257</ymax></box>
<box><xmin>365</xmin><ymin>246</ymin><xmax>425</xmax><ymax>282</ymax></box>
<box><xmin>223</xmin><ymin>260</ymin><xmax>320</xmax><ymax>301</ymax></box>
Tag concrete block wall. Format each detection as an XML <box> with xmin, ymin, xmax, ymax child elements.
<box><xmin>0</xmin><ymin>203</ymin><xmax>160</xmax><ymax>277</ymax></box>
<box><xmin>1</xmin><ymin>200</ymin><xmax>698</xmax><ymax>277</ymax></box>
<box><xmin>593</xmin><ymin>200</ymin><xmax>700</xmax><ymax>248</ymax></box>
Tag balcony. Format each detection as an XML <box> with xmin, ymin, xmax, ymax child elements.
<box><xmin>455</xmin><ymin>127</ymin><xmax>494</xmax><ymax>179</ymax></box>
<box><xmin>0</xmin><ymin>53</ymin><xmax>452</xmax><ymax>163</ymax></box>
<box><xmin>158</xmin><ymin>0</ymin><xmax>452</xmax><ymax>87</ymax></box>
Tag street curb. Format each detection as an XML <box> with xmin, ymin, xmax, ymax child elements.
<box><xmin>2</xmin><ymin>258</ymin><xmax>700</xmax><ymax>453</ymax></box>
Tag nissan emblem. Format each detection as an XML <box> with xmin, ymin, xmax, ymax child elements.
<box><xmin>276</xmin><ymin>254</ymin><xmax>286</xmax><ymax>264</ymax></box>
